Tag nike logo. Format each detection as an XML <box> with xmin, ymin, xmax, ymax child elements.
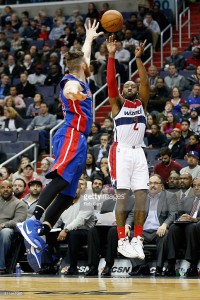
<box><xmin>25</xmin><ymin>224</ymin><xmax>32</xmax><ymax>235</ymax></box>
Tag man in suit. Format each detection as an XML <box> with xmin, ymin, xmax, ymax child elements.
<box><xmin>91</xmin><ymin>133</ymin><xmax>110</xmax><ymax>165</ymax></box>
<box><xmin>175</xmin><ymin>172</ymin><xmax>194</xmax><ymax>206</ymax></box>
<box><xmin>129</xmin><ymin>174</ymin><xmax>178</xmax><ymax>276</ymax></box>
<box><xmin>167</xmin><ymin>177</ymin><xmax>200</xmax><ymax>277</ymax></box>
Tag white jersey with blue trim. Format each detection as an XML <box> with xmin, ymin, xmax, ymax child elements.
<box><xmin>113</xmin><ymin>99</ymin><xmax>146</xmax><ymax>146</ymax></box>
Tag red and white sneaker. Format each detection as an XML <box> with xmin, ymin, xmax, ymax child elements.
<box><xmin>131</xmin><ymin>236</ymin><xmax>145</xmax><ymax>260</ymax></box>
<box><xmin>118</xmin><ymin>237</ymin><xmax>138</xmax><ymax>258</ymax></box>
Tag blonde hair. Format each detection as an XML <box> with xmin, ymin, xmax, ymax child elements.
<box><xmin>5</xmin><ymin>106</ymin><xmax>19</xmax><ymax>119</ymax></box>
<box><xmin>65</xmin><ymin>50</ymin><xmax>84</xmax><ymax>72</ymax></box>
<box><xmin>4</xmin><ymin>96</ymin><xmax>15</xmax><ymax>108</ymax></box>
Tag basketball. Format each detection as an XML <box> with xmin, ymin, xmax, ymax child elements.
<box><xmin>101</xmin><ymin>10</ymin><xmax>123</xmax><ymax>32</ymax></box>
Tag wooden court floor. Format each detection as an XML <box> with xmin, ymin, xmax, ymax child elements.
<box><xmin>0</xmin><ymin>275</ymin><xmax>200</xmax><ymax>300</ymax></box>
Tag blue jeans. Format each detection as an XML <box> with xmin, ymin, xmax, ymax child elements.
<box><xmin>0</xmin><ymin>228</ymin><xmax>14</xmax><ymax>269</ymax></box>
<box><xmin>39</xmin><ymin>129</ymin><xmax>49</xmax><ymax>150</ymax></box>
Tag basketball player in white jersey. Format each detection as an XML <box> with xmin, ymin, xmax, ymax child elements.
<box><xmin>106</xmin><ymin>36</ymin><xmax>149</xmax><ymax>258</ymax></box>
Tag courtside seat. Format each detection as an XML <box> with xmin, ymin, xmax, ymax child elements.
<box><xmin>6</xmin><ymin>232</ymin><xmax>24</xmax><ymax>274</ymax></box>
<box><xmin>0</xmin><ymin>130</ymin><xmax>18</xmax><ymax>142</ymax></box>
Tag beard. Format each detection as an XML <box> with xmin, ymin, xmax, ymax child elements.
<box><xmin>123</xmin><ymin>92</ymin><xmax>137</xmax><ymax>101</ymax></box>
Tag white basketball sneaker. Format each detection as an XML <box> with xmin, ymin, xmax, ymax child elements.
<box><xmin>131</xmin><ymin>236</ymin><xmax>145</xmax><ymax>260</ymax></box>
<box><xmin>117</xmin><ymin>237</ymin><xmax>138</xmax><ymax>258</ymax></box>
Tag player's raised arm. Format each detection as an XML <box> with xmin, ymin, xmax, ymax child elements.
<box><xmin>135</xmin><ymin>40</ymin><xmax>149</xmax><ymax>111</ymax></box>
<box><xmin>82</xmin><ymin>19</ymin><xmax>104</xmax><ymax>67</ymax></box>
<box><xmin>106</xmin><ymin>35</ymin><xmax>123</xmax><ymax>117</ymax></box>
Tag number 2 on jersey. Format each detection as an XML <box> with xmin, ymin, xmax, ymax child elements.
<box><xmin>133</xmin><ymin>117</ymin><xmax>139</xmax><ymax>130</ymax></box>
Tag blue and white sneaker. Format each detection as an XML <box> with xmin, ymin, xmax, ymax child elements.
<box><xmin>24</xmin><ymin>239</ymin><xmax>46</xmax><ymax>273</ymax></box>
<box><xmin>16</xmin><ymin>219</ymin><xmax>44</xmax><ymax>249</ymax></box>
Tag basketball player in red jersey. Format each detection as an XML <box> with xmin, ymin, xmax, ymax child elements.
<box><xmin>106</xmin><ymin>36</ymin><xmax>150</xmax><ymax>258</ymax></box>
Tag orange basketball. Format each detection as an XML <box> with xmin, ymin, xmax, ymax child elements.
<box><xmin>101</xmin><ymin>10</ymin><xmax>123</xmax><ymax>33</ymax></box>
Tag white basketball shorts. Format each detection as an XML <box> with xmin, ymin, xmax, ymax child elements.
<box><xmin>108</xmin><ymin>142</ymin><xmax>149</xmax><ymax>191</ymax></box>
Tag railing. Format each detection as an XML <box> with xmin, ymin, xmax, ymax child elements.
<box><xmin>160</xmin><ymin>24</ymin><xmax>173</xmax><ymax>68</ymax></box>
<box><xmin>0</xmin><ymin>143</ymin><xmax>38</xmax><ymax>172</ymax></box>
<box><xmin>179</xmin><ymin>7</ymin><xmax>190</xmax><ymax>48</ymax></box>
<box><xmin>49</xmin><ymin>120</ymin><xmax>65</xmax><ymax>157</ymax></box>
<box><xmin>93</xmin><ymin>74</ymin><xmax>121</xmax><ymax>121</ymax></box>
<box><xmin>128</xmin><ymin>43</ymin><xmax>153</xmax><ymax>80</ymax></box>
<box><xmin>175</xmin><ymin>0</ymin><xmax>186</xmax><ymax>31</ymax></box>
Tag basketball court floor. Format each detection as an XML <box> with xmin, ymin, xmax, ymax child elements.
<box><xmin>0</xmin><ymin>275</ymin><xmax>200</xmax><ymax>299</ymax></box>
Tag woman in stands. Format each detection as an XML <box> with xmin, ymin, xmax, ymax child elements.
<box><xmin>87</xmin><ymin>121</ymin><xmax>102</xmax><ymax>147</ymax></box>
<box><xmin>4</xmin><ymin>96</ymin><xmax>16</xmax><ymax>109</ymax></box>
<box><xmin>145</xmin><ymin>113</ymin><xmax>157</xmax><ymax>135</ymax></box>
<box><xmin>185</xmin><ymin>134</ymin><xmax>200</xmax><ymax>158</ymax></box>
<box><xmin>187</xmin><ymin>65</ymin><xmax>200</xmax><ymax>88</ymax></box>
<box><xmin>169</xmin><ymin>87</ymin><xmax>185</xmax><ymax>114</ymax></box>
<box><xmin>4</xmin><ymin>107</ymin><xmax>24</xmax><ymax>132</ymax></box>
<box><xmin>186</xmin><ymin>36</ymin><xmax>200</xmax><ymax>51</ymax></box>
<box><xmin>161</xmin><ymin>111</ymin><xmax>181</xmax><ymax>139</ymax></box>
<box><xmin>0</xmin><ymin>166</ymin><xmax>12</xmax><ymax>184</ymax></box>
<box><xmin>12</xmin><ymin>155</ymin><xmax>37</xmax><ymax>183</ymax></box>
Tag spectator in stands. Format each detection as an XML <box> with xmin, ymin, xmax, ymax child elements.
<box><xmin>0</xmin><ymin>166</ymin><xmax>12</xmax><ymax>183</ymax></box>
<box><xmin>126</xmin><ymin>12</ymin><xmax>138</xmax><ymax>31</ymax></box>
<box><xmin>28</xmin><ymin>64</ymin><xmax>47</xmax><ymax>86</ymax></box>
<box><xmin>165</xmin><ymin>47</ymin><xmax>185</xmax><ymax>71</ymax></box>
<box><xmin>94</xmin><ymin>43</ymin><xmax>107</xmax><ymax>65</ymax></box>
<box><xmin>177</xmin><ymin>103</ymin><xmax>190</xmax><ymax>123</ymax></box>
<box><xmin>26</xmin><ymin>93</ymin><xmax>43</xmax><ymax>118</ymax></box>
<box><xmin>21</xmin><ymin>54</ymin><xmax>35</xmax><ymax>75</ymax></box>
<box><xmin>18</xmin><ymin>18</ymin><xmax>31</xmax><ymax>39</ymax></box>
<box><xmin>38</xmin><ymin>24</ymin><xmax>49</xmax><ymax>41</ymax></box>
<box><xmin>176</xmin><ymin>172</ymin><xmax>194</xmax><ymax>203</ymax></box>
<box><xmin>58</xmin><ymin>42</ymin><xmax>68</xmax><ymax>75</ymax></box>
<box><xmin>0</xmin><ymin>180</ymin><xmax>27</xmax><ymax>274</ymax></box>
<box><xmin>166</xmin><ymin>177</ymin><xmax>200</xmax><ymax>277</ymax></box>
<box><xmin>0</xmin><ymin>74</ymin><xmax>10</xmax><ymax>100</ymax></box>
<box><xmin>3</xmin><ymin>55</ymin><xmax>22</xmax><ymax>85</ymax></box>
<box><xmin>4</xmin><ymin>107</ymin><xmax>24</xmax><ymax>132</ymax></box>
<box><xmin>147</xmin><ymin>85</ymin><xmax>166</xmax><ymax>114</ymax></box>
<box><xmin>0</xmin><ymin>6</ymin><xmax>13</xmax><ymax>29</ymax></box>
<box><xmin>34</xmin><ymin>10</ymin><xmax>52</xmax><ymax>29</ymax></box>
<box><xmin>122</xmin><ymin>29</ymin><xmax>139</xmax><ymax>53</ymax></box>
<box><xmin>76</xmin><ymin>25</ymin><xmax>86</xmax><ymax>45</ymax></box>
<box><xmin>0</xmin><ymin>46</ymin><xmax>10</xmax><ymax>67</ymax></box>
<box><xmin>85</xmin><ymin>152</ymin><xmax>96</xmax><ymax>181</ymax></box>
<box><xmin>44</xmin><ymin>64</ymin><xmax>62</xmax><ymax>86</ymax></box>
<box><xmin>39</xmin><ymin>157</ymin><xmax>54</xmax><ymax>186</ymax></box>
<box><xmin>12</xmin><ymin>155</ymin><xmax>37</xmax><ymax>183</ymax></box>
<box><xmin>167</xmin><ymin>170</ymin><xmax>180</xmax><ymax>191</ymax></box>
<box><xmin>151</xmin><ymin>4</ymin><xmax>170</xmax><ymax>32</ymax></box>
<box><xmin>147</xmin><ymin>124</ymin><xmax>167</xmax><ymax>149</ymax></box>
<box><xmin>86</xmin><ymin>190</ymin><xmax>134</xmax><ymax>277</ymax></box>
<box><xmin>180</xmin><ymin>151</ymin><xmax>200</xmax><ymax>179</ymax></box>
<box><xmin>27</xmin><ymin>19</ymin><xmax>40</xmax><ymax>40</ymax></box>
<box><xmin>4</xmin><ymin>86</ymin><xmax>26</xmax><ymax>111</ymax></box>
<box><xmin>187</xmin><ymin>65</ymin><xmax>200</xmax><ymax>88</ymax></box>
<box><xmin>29</xmin><ymin>45</ymin><xmax>41</xmax><ymax>66</ymax></box>
<box><xmin>13</xmin><ymin>178</ymin><xmax>27</xmax><ymax>200</ymax></box>
<box><xmin>23</xmin><ymin>178</ymin><xmax>43</xmax><ymax>219</ymax></box>
<box><xmin>146</xmin><ymin>113</ymin><xmax>157</xmax><ymax>135</ymax></box>
<box><xmin>10</xmin><ymin>29</ymin><xmax>23</xmax><ymax>52</ymax></box>
<box><xmin>143</xmin><ymin>12</ymin><xmax>160</xmax><ymax>51</ymax></box>
<box><xmin>90</xmin><ymin>156</ymin><xmax>111</xmax><ymax>185</ymax></box>
<box><xmin>186</xmin><ymin>84</ymin><xmax>200</xmax><ymax>111</ymax></box>
<box><xmin>157</xmin><ymin>101</ymin><xmax>174</xmax><ymax>126</ymax></box>
<box><xmin>4</xmin><ymin>96</ymin><xmax>15</xmax><ymax>109</ymax></box>
<box><xmin>148</xmin><ymin>65</ymin><xmax>158</xmax><ymax>86</ymax></box>
<box><xmin>185</xmin><ymin>47</ymin><xmax>200</xmax><ymax>70</ymax></box>
<box><xmin>26</xmin><ymin>102</ymin><xmax>56</xmax><ymax>154</ymax></box>
<box><xmin>167</xmin><ymin>128</ymin><xmax>186</xmax><ymax>159</ymax></box>
<box><xmin>0</xmin><ymin>32</ymin><xmax>10</xmax><ymax>52</ymax></box>
<box><xmin>49</xmin><ymin>95</ymin><xmax>63</xmax><ymax>122</ymax></box>
<box><xmin>87</xmin><ymin>121</ymin><xmax>102</xmax><ymax>147</ymax></box>
<box><xmin>180</xmin><ymin>119</ymin><xmax>193</xmax><ymax>144</ymax></box>
<box><xmin>169</xmin><ymin>87</ymin><xmax>185</xmax><ymax>114</ymax></box>
<box><xmin>60</xmin><ymin>26</ymin><xmax>76</xmax><ymax>49</ymax></box>
<box><xmin>49</xmin><ymin>19</ymin><xmax>65</xmax><ymax>41</ymax></box>
<box><xmin>53</xmin><ymin>8</ymin><xmax>65</xmax><ymax>24</ymax></box>
<box><xmin>55</xmin><ymin>177</ymin><xmax>95</xmax><ymax>276</ymax></box>
<box><xmin>10</xmin><ymin>13</ymin><xmax>21</xmax><ymax>30</ymax></box>
<box><xmin>66</xmin><ymin>9</ymin><xmax>83</xmax><ymax>27</ymax></box>
<box><xmin>129</xmin><ymin>174</ymin><xmax>177</xmax><ymax>276</ymax></box>
<box><xmin>185</xmin><ymin>134</ymin><xmax>200</xmax><ymax>158</ymax></box>
<box><xmin>154</xmin><ymin>147</ymin><xmax>182</xmax><ymax>185</ymax></box>
<box><xmin>164</xmin><ymin>63</ymin><xmax>187</xmax><ymax>91</ymax></box>
<box><xmin>85</xmin><ymin>2</ymin><xmax>99</xmax><ymax>22</ymax></box>
<box><xmin>4</xmin><ymin>21</ymin><xmax>14</xmax><ymax>42</ymax></box>
<box><xmin>92</xmin><ymin>133</ymin><xmax>110</xmax><ymax>165</ymax></box>
<box><xmin>16</xmin><ymin>73</ymin><xmax>36</xmax><ymax>98</ymax></box>
<box><xmin>101</xmin><ymin>116</ymin><xmax>113</xmax><ymax>136</ymax></box>
<box><xmin>186</xmin><ymin>36</ymin><xmax>200</xmax><ymax>51</ymax></box>
<box><xmin>114</xmin><ymin>41</ymin><xmax>131</xmax><ymax>70</ymax></box>
<box><xmin>161</xmin><ymin>112</ymin><xmax>181</xmax><ymax>138</ymax></box>
<box><xmin>189</xmin><ymin>108</ymin><xmax>200</xmax><ymax>134</ymax></box>
<box><xmin>133</xmin><ymin>19</ymin><xmax>152</xmax><ymax>44</ymax></box>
